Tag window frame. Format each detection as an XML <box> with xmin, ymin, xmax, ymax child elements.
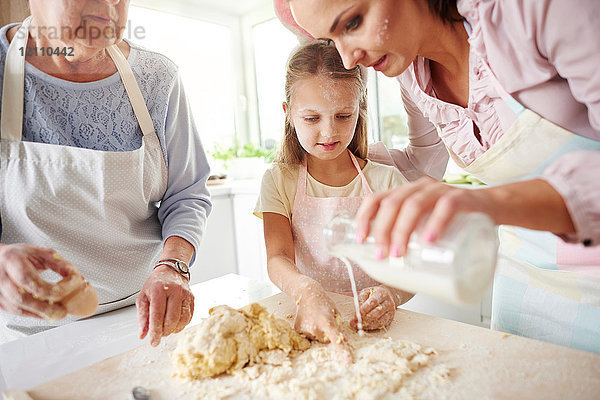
<box><xmin>240</xmin><ymin>4</ymin><xmax>278</xmax><ymax>146</ymax></box>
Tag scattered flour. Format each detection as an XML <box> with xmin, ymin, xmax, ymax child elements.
<box><xmin>172</xmin><ymin>304</ymin><xmax>450</xmax><ymax>400</ymax></box>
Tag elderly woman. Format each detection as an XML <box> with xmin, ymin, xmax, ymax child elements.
<box><xmin>278</xmin><ymin>0</ymin><xmax>600</xmax><ymax>353</ymax></box>
<box><xmin>0</xmin><ymin>0</ymin><xmax>211</xmax><ymax>346</ymax></box>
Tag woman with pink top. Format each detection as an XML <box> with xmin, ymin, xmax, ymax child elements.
<box><xmin>276</xmin><ymin>0</ymin><xmax>600</xmax><ymax>353</ymax></box>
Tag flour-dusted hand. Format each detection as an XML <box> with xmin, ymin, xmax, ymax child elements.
<box><xmin>0</xmin><ymin>244</ymin><xmax>81</xmax><ymax>320</ymax></box>
<box><xmin>136</xmin><ymin>265</ymin><xmax>194</xmax><ymax>347</ymax></box>
<box><xmin>350</xmin><ymin>286</ymin><xmax>400</xmax><ymax>331</ymax></box>
<box><xmin>294</xmin><ymin>279</ymin><xmax>353</xmax><ymax>364</ymax></box>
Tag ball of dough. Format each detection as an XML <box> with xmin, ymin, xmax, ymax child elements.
<box><xmin>56</xmin><ymin>272</ymin><xmax>98</xmax><ymax>318</ymax></box>
<box><xmin>61</xmin><ymin>281</ymin><xmax>98</xmax><ymax>317</ymax></box>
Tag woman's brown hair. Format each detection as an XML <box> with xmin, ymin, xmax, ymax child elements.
<box><xmin>277</xmin><ymin>40</ymin><xmax>368</xmax><ymax>164</ymax></box>
<box><xmin>426</xmin><ymin>0</ymin><xmax>460</xmax><ymax>23</ymax></box>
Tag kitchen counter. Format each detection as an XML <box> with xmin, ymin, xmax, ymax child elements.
<box><xmin>3</xmin><ymin>273</ymin><xmax>600</xmax><ymax>399</ymax></box>
<box><xmin>0</xmin><ymin>274</ymin><xmax>280</xmax><ymax>394</ymax></box>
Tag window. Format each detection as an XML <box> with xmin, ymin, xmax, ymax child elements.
<box><xmin>250</xmin><ymin>18</ymin><xmax>298</xmax><ymax>149</ymax></box>
<box><xmin>248</xmin><ymin>19</ymin><xmax>409</xmax><ymax>151</ymax></box>
<box><xmin>127</xmin><ymin>4</ymin><xmax>410</xmax><ymax>157</ymax></box>
<box><xmin>127</xmin><ymin>6</ymin><xmax>236</xmax><ymax>152</ymax></box>
<box><xmin>375</xmin><ymin>73</ymin><xmax>409</xmax><ymax>149</ymax></box>
<box><xmin>366</xmin><ymin>70</ymin><xmax>409</xmax><ymax>148</ymax></box>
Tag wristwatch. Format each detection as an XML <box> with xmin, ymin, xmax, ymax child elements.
<box><xmin>154</xmin><ymin>258</ymin><xmax>190</xmax><ymax>280</ymax></box>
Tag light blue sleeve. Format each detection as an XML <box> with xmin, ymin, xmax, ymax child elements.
<box><xmin>157</xmin><ymin>73</ymin><xmax>212</xmax><ymax>266</ymax></box>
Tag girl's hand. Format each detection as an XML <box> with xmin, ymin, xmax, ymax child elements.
<box><xmin>355</xmin><ymin>176</ymin><xmax>492</xmax><ymax>258</ymax></box>
<box><xmin>350</xmin><ymin>286</ymin><xmax>398</xmax><ymax>331</ymax></box>
<box><xmin>0</xmin><ymin>244</ymin><xmax>80</xmax><ymax>320</ymax></box>
<box><xmin>136</xmin><ymin>266</ymin><xmax>194</xmax><ymax>347</ymax></box>
<box><xmin>294</xmin><ymin>280</ymin><xmax>353</xmax><ymax>364</ymax></box>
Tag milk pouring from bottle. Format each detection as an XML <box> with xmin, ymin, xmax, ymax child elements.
<box><xmin>324</xmin><ymin>212</ymin><xmax>499</xmax><ymax>305</ymax></box>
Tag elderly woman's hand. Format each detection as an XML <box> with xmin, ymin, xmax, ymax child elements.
<box><xmin>0</xmin><ymin>244</ymin><xmax>81</xmax><ymax>320</ymax></box>
<box><xmin>136</xmin><ymin>265</ymin><xmax>194</xmax><ymax>347</ymax></box>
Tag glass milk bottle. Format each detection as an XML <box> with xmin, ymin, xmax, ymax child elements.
<box><xmin>323</xmin><ymin>212</ymin><xmax>499</xmax><ymax>305</ymax></box>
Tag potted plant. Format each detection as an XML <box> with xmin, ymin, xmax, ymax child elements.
<box><xmin>209</xmin><ymin>142</ymin><xmax>276</xmax><ymax>180</ymax></box>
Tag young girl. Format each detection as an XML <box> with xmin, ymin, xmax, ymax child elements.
<box><xmin>254</xmin><ymin>41</ymin><xmax>413</xmax><ymax>360</ymax></box>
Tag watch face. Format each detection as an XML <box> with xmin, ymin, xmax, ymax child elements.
<box><xmin>176</xmin><ymin>261</ymin><xmax>189</xmax><ymax>274</ymax></box>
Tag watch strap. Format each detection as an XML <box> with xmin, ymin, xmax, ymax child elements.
<box><xmin>154</xmin><ymin>258</ymin><xmax>190</xmax><ymax>280</ymax></box>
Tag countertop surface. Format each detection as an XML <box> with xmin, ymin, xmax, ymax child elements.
<box><xmin>3</xmin><ymin>274</ymin><xmax>600</xmax><ymax>400</ymax></box>
<box><xmin>6</xmin><ymin>289</ymin><xmax>600</xmax><ymax>400</ymax></box>
<box><xmin>0</xmin><ymin>274</ymin><xmax>280</xmax><ymax>393</ymax></box>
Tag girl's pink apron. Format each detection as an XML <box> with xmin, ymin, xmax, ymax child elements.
<box><xmin>291</xmin><ymin>150</ymin><xmax>380</xmax><ymax>294</ymax></box>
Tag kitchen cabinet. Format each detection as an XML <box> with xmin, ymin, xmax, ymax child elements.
<box><xmin>232</xmin><ymin>193</ymin><xmax>269</xmax><ymax>282</ymax></box>
<box><xmin>194</xmin><ymin>179</ymin><xmax>267</xmax><ymax>285</ymax></box>
<box><xmin>192</xmin><ymin>195</ymin><xmax>238</xmax><ymax>285</ymax></box>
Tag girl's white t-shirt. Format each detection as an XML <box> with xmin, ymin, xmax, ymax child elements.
<box><xmin>254</xmin><ymin>160</ymin><xmax>408</xmax><ymax>220</ymax></box>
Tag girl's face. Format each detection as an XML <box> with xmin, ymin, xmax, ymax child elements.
<box><xmin>29</xmin><ymin>0</ymin><xmax>130</xmax><ymax>49</ymax></box>
<box><xmin>290</xmin><ymin>0</ymin><xmax>429</xmax><ymax>77</ymax></box>
<box><xmin>287</xmin><ymin>75</ymin><xmax>360</xmax><ymax>161</ymax></box>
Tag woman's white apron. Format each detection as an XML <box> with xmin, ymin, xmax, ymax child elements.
<box><xmin>440</xmin><ymin>60</ymin><xmax>600</xmax><ymax>353</ymax></box>
<box><xmin>291</xmin><ymin>150</ymin><xmax>380</xmax><ymax>294</ymax></box>
<box><xmin>0</xmin><ymin>17</ymin><xmax>167</xmax><ymax>342</ymax></box>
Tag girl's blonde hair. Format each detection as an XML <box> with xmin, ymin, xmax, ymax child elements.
<box><xmin>278</xmin><ymin>40</ymin><xmax>368</xmax><ymax>164</ymax></box>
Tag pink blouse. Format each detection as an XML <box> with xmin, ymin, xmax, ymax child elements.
<box><xmin>369</xmin><ymin>0</ymin><xmax>600</xmax><ymax>244</ymax></box>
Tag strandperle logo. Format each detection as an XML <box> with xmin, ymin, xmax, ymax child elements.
<box><xmin>14</xmin><ymin>19</ymin><xmax>147</xmax><ymax>44</ymax></box>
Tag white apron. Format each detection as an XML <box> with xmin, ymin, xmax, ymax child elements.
<box><xmin>0</xmin><ymin>17</ymin><xmax>167</xmax><ymax>341</ymax></box>
<box><xmin>439</xmin><ymin>60</ymin><xmax>600</xmax><ymax>353</ymax></box>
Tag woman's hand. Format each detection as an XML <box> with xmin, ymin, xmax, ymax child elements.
<box><xmin>294</xmin><ymin>279</ymin><xmax>353</xmax><ymax>364</ymax></box>
<box><xmin>355</xmin><ymin>176</ymin><xmax>575</xmax><ymax>259</ymax></box>
<box><xmin>0</xmin><ymin>244</ymin><xmax>80</xmax><ymax>320</ymax></box>
<box><xmin>136</xmin><ymin>266</ymin><xmax>194</xmax><ymax>347</ymax></box>
<box><xmin>350</xmin><ymin>286</ymin><xmax>399</xmax><ymax>331</ymax></box>
<box><xmin>355</xmin><ymin>176</ymin><xmax>492</xmax><ymax>258</ymax></box>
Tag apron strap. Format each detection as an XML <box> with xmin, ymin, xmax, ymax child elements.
<box><xmin>296</xmin><ymin>150</ymin><xmax>373</xmax><ymax>200</ymax></box>
<box><xmin>296</xmin><ymin>160</ymin><xmax>308</xmax><ymax>197</ymax></box>
<box><xmin>106</xmin><ymin>45</ymin><xmax>155</xmax><ymax>136</ymax></box>
<box><xmin>348</xmin><ymin>150</ymin><xmax>373</xmax><ymax>195</ymax></box>
<box><xmin>1</xmin><ymin>16</ymin><xmax>32</xmax><ymax>141</ymax></box>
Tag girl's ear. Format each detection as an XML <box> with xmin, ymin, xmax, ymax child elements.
<box><xmin>283</xmin><ymin>102</ymin><xmax>294</xmax><ymax>128</ymax></box>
